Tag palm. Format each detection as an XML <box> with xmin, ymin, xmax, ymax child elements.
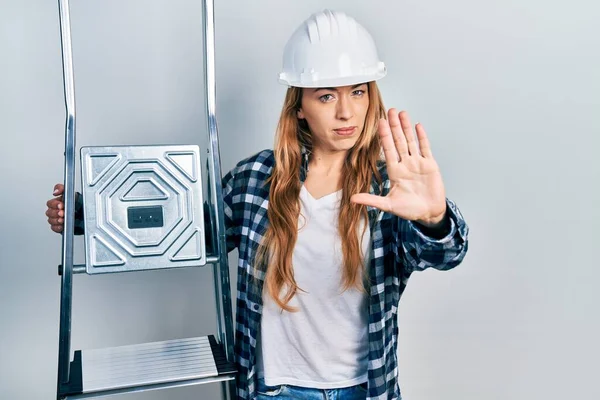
<box><xmin>352</xmin><ymin>109</ymin><xmax>447</xmax><ymax>223</ymax></box>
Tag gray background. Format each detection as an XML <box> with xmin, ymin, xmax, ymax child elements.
<box><xmin>1</xmin><ymin>0</ymin><xmax>598</xmax><ymax>399</ymax></box>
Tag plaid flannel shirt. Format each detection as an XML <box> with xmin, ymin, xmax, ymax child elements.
<box><xmin>223</xmin><ymin>149</ymin><xmax>469</xmax><ymax>400</ymax></box>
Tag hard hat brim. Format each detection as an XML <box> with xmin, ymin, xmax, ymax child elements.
<box><xmin>278</xmin><ymin>71</ymin><xmax>387</xmax><ymax>89</ymax></box>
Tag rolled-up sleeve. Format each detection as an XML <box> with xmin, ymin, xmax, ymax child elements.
<box><xmin>396</xmin><ymin>198</ymin><xmax>469</xmax><ymax>272</ymax></box>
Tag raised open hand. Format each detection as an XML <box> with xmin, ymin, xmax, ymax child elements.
<box><xmin>351</xmin><ymin>109</ymin><xmax>447</xmax><ymax>227</ymax></box>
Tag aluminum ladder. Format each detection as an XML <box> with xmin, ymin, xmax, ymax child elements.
<box><xmin>55</xmin><ymin>0</ymin><xmax>236</xmax><ymax>398</ymax></box>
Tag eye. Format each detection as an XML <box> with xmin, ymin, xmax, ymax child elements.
<box><xmin>319</xmin><ymin>94</ymin><xmax>335</xmax><ymax>103</ymax></box>
<box><xmin>352</xmin><ymin>89</ymin><xmax>366</xmax><ymax>97</ymax></box>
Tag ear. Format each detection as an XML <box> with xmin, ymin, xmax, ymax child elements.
<box><xmin>297</xmin><ymin>109</ymin><xmax>305</xmax><ymax>119</ymax></box>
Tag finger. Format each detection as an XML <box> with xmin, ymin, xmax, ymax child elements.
<box><xmin>46</xmin><ymin>199</ymin><xmax>64</xmax><ymax>210</ymax></box>
<box><xmin>378</xmin><ymin>118</ymin><xmax>400</xmax><ymax>165</ymax></box>
<box><xmin>51</xmin><ymin>225</ymin><xmax>64</xmax><ymax>233</ymax></box>
<box><xmin>46</xmin><ymin>206</ymin><xmax>64</xmax><ymax>218</ymax></box>
<box><xmin>398</xmin><ymin>111</ymin><xmax>419</xmax><ymax>156</ymax></box>
<box><xmin>415</xmin><ymin>123</ymin><xmax>433</xmax><ymax>158</ymax></box>
<box><xmin>388</xmin><ymin>109</ymin><xmax>409</xmax><ymax>159</ymax></box>
<box><xmin>350</xmin><ymin>193</ymin><xmax>391</xmax><ymax>212</ymax></box>
<box><xmin>53</xmin><ymin>183</ymin><xmax>64</xmax><ymax>196</ymax></box>
<box><xmin>48</xmin><ymin>217</ymin><xmax>62</xmax><ymax>226</ymax></box>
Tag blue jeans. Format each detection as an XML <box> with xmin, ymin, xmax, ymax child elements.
<box><xmin>256</xmin><ymin>377</ymin><xmax>368</xmax><ymax>400</ymax></box>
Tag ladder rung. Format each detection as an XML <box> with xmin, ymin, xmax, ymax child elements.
<box><xmin>59</xmin><ymin>255</ymin><xmax>220</xmax><ymax>275</ymax></box>
<box><xmin>59</xmin><ymin>335</ymin><xmax>236</xmax><ymax>398</ymax></box>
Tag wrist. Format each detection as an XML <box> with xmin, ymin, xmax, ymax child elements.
<box><xmin>416</xmin><ymin>210</ymin><xmax>447</xmax><ymax>229</ymax></box>
<box><xmin>414</xmin><ymin>209</ymin><xmax>451</xmax><ymax>239</ymax></box>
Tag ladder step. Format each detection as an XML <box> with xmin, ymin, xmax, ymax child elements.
<box><xmin>59</xmin><ymin>335</ymin><xmax>236</xmax><ymax>398</ymax></box>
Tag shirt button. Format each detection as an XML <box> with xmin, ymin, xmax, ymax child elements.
<box><xmin>253</xmin><ymin>304</ymin><xmax>259</xmax><ymax>311</ymax></box>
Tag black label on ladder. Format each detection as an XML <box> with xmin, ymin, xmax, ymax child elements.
<box><xmin>127</xmin><ymin>206</ymin><xmax>164</xmax><ymax>229</ymax></box>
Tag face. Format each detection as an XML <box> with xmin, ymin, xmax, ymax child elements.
<box><xmin>297</xmin><ymin>83</ymin><xmax>369</xmax><ymax>154</ymax></box>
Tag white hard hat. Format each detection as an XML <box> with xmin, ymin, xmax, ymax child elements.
<box><xmin>278</xmin><ymin>9</ymin><xmax>387</xmax><ymax>88</ymax></box>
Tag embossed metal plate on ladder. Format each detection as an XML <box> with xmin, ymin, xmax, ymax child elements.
<box><xmin>81</xmin><ymin>145</ymin><xmax>206</xmax><ymax>274</ymax></box>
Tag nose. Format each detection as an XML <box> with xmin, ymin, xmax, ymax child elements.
<box><xmin>335</xmin><ymin>94</ymin><xmax>354</xmax><ymax>121</ymax></box>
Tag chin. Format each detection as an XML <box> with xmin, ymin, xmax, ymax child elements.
<box><xmin>333</xmin><ymin>141</ymin><xmax>359</xmax><ymax>153</ymax></box>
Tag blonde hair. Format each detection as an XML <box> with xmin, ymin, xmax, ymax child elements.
<box><xmin>255</xmin><ymin>81</ymin><xmax>386</xmax><ymax>312</ymax></box>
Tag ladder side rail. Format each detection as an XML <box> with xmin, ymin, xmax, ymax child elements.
<box><xmin>202</xmin><ymin>0</ymin><xmax>236</xmax><ymax>399</ymax></box>
<box><xmin>57</xmin><ymin>0</ymin><xmax>77</xmax><ymax>396</ymax></box>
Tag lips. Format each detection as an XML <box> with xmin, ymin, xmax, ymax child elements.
<box><xmin>334</xmin><ymin>126</ymin><xmax>357</xmax><ymax>136</ymax></box>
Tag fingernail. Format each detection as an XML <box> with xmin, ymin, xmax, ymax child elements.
<box><xmin>58</xmin><ymin>204</ymin><xmax>63</xmax><ymax>209</ymax></box>
<box><xmin>53</xmin><ymin>190</ymin><xmax>59</xmax><ymax>195</ymax></box>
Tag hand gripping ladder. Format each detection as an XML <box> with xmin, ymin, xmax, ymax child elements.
<box><xmin>55</xmin><ymin>0</ymin><xmax>236</xmax><ymax>398</ymax></box>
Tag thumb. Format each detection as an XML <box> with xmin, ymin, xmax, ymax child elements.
<box><xmin>53</xmin><ymin>183</ymin><xmax>64</xmax><ymax>196</ymax></box>
<box><xmin>350</xmin><ymin>193</ymin><xmax>390</xmax><ymax>212</ymax></box>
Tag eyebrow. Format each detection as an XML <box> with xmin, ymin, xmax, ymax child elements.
<box><xmin>312</xmin><ymin>83</ymin><xmax>367</xmax><ymax>93</ymax></box>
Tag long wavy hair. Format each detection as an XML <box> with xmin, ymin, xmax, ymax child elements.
<box><xmin>254</xmin><ymin>81</ymin><xmax>386</xmax><ymax>312</ymax></box>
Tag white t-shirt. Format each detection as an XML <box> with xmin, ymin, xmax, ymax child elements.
<box><xmin>256</xmin><ymin>184</ymin><xmax>371</xmax><ymax>389</ymax></box>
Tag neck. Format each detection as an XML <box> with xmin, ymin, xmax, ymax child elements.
<box><xmin>308</xmin><ymin>147</ymin><xmax>347</xmax><ymax>176</ymax></box>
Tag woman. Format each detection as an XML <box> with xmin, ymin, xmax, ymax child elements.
<box><xmin>46</xmin><ymin>10</ymin><xmax>469</xmax><ymax>400</ymax></box>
